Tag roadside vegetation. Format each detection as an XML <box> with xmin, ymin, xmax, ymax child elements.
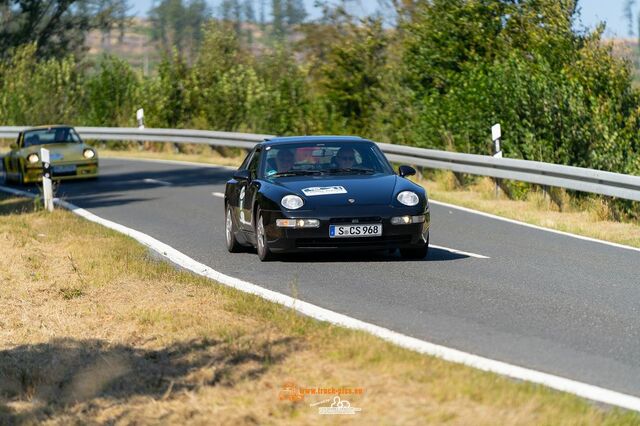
<box><xmin>1</xmin><ymin>193</ymin><xmax>639</xmax><ymax>424</ymax></box>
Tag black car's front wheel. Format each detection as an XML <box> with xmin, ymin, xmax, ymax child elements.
<box><xmin>255</xmin><ymin>211</ymin><xmax>275</xmax><ymax>261</ymax></box>
<box><xmin>225</xmin><ymin>205</ymin><xmax>243</xmax><ymax>253</ymax></box>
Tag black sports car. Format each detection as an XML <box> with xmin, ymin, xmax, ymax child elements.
<box><xmin>224</xmin><ymin>136</ymin><xmax>430</xmax><ymax>261</ymax></box>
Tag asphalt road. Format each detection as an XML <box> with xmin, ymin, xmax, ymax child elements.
<box><xmin>3</xmin><ymin>158</ymin><xmax>640</xmax><ymax>398</ymax></box>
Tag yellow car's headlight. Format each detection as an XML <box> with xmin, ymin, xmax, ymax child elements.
<box><xmin>27</xmin><ymin>153</ymin><xmax>39</xmax><ymax>164</ymax></box>
<box><xmin>83</xmin><ymin>149</ymin><xmax>95</xmax><ymax>159</ymax></box>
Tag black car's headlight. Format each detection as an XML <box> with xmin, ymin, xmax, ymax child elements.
<box><xmin>83</xmin><ymin>148</ymin><xmax>96</xmax><ymax>159</ymax></box>
<box><xmin>397</xmin><ymin>191</ymin><xmax>419</xmax><ymax>206</ymax></box>
<box><xmin>27</xmin><ymin>153</ymin><xmax>39</xmax><ymax>164</ymax></box>
<box><xmin>281</xmin><ymin>195</ymin><xmax>304</xmax><ymax>210</ymax></box>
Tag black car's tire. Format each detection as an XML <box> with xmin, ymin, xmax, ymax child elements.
<box><xmin>255</xmin><ymin>211</ymin><xmax>275</xmax><ymax>261</ymax></box>
<box><xmin>400</xmin><ymin>236</ymin><xmax>429</xmax><ymax>260</ymax></box>
<box><xmin>225</xmin><ymin>205</ymin><xmax>243</xmax><ymax>253</ymax></box>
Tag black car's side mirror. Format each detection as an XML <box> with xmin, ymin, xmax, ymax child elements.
<box><xmin>9</xmin><ymin>143</ymin><xmax>17</xmax><ymax>150</ymax></box>
<box><xmin>398</xmin><ymin>165</ymin><xmax>416</xmax><ymax>178</ymax></box>
<box><xmin>233</xmin><ymin>169</ymin><xmax>251</xmax><ymax>181</ymax></box>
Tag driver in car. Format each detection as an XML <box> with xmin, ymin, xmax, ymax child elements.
<box><xmin>266</xmin><ymin>149</ymin><xmax>295</xmax><ymax>176</ymax></box>
<box><xmin>334</xmin><ymin>147</ymin><xmax>356</xmax><ymax>169</ymax></box>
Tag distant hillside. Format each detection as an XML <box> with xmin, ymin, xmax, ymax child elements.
<box><xmin>85</xmin><ymin>18</ymin><xmax>161</xmax><ymax>75</ymax></box>
<box><xmin>605</xmin><ymin>38</ymin><xmax>640</xmax><ymax>85</ymax></box>
<box><xmin>84</xmin><ymin>18</ymin><xmax>273</xmax><ymax>75</ymax></box>
<box><xmin>85</xmin><ymin>20</ymin><xmax>640</xmax><ymax>87</ymax></box>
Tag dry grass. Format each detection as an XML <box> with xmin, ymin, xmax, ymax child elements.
<box><xmin>0</xmin><ymin>197</ymin><xmax>639</xmax><ymax>425</ymax></box>
<box><xmin>414</xmin><ymin>171</ymin><xmax>640</xmax><ymax>248</ymax></box>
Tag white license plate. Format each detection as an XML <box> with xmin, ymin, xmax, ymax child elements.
<box><xmin>329</xmin><ymin>223</ymin><xmax>382</xmax><ymax>238</ymax></box>
<box><xmin>52</xmin><ymin>165</ymin><xmax>76</xmax><ymax>173</ymax></box>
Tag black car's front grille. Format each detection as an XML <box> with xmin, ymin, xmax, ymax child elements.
<box><xmin>295</xmin><ymin>235</ymin><xmax>412</xmax><ymax>248</ymax></box>
<box><xmin>329</xmin><ymin>216</ymin><xmax>382</xmax><ymax>223</ymax></box>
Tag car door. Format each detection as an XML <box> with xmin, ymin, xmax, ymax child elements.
<box><xmin>229</xmin><ymin>148</ymin><xmax>253</xmax><ymax>226</ymax></box>
<box><xmin>239</xmin><ymin>147</ymin><xmax>262</xmax><ymax>232</ymax></box>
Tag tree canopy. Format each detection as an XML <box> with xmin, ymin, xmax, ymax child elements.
<box><xmin>0</xmin><ymin>0</ymin><xmax>128</xmax><ymax>58</ymax></box>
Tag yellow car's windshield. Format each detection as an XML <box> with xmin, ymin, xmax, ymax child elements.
<box><xmin>23</xmin><ymin>127</ymin><xmax>82</xmax><ymax>147</ymax></box>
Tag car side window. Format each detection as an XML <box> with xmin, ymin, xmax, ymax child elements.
<box><xmin>248</xmin><ymin>149</ymin><xmax>261</xmax><ymax>179</ymax></box>
<box><xmin>239</xmin><ymin>148</ymin><xmax>256</xmax><ymax>171</ymax></box>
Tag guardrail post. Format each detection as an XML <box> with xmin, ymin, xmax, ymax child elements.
<box><xmin>40</xmin><ymin>148</ymin><xmax>54</xmax><ymax>212</ymax></box>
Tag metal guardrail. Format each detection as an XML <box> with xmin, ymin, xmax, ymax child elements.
<box><xmin>1</xmin><ymin>126</ymin><xmax>640</xmax><ymax>202</ymax></box>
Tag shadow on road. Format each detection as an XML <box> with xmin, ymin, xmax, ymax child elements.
<box><xmin>0</xmin><ymin>159</ymin><xmax>234</xmax><ymax>210</ymax></box>
<box><xmin>258</xmin><ymin>246</ymin><xmax>471</xmax><ymax>263</ymax></box>
<box><xmin>0</xmin><ymin>195</ymin><xmax>37</xmax><ymax>216</ymax></box>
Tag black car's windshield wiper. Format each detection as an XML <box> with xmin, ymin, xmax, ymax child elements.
<box><xmin>269</xmin><ymin>170</ymin><xmax>323</xmax><ymax>177</ymax></box>
<box><xmin>326</xmin><ymin>167</ymin><xmax>375</xmax><ymax>174</ymax></box>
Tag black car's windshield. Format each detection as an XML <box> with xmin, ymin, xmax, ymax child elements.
<box><xmin>22</xmin><ymin>127</ymin><xmax>82</xmax><ymax>147</ymax></box>
<box><xmin>261</xmin><ymin>141</ymin><xmax>393</xmax><ymax>178</ymax></box>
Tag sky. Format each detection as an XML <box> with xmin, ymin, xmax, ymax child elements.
<box><xmin>129</xmin><ymin>0</ymin><xmax>635</xmax><ymax>39</ymax></box>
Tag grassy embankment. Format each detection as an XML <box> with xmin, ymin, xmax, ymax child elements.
<box><xmin>1</xmin><ymin>194</ymin><xmax>639</xmax><ymax>424</ymax></box>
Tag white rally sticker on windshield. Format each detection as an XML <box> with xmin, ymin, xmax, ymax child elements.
<box><xmin>301</xmin><ymin>186</ymin><xmax>347</xmax><ymax>196</ymax></box>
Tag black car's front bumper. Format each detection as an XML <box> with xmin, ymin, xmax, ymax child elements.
<box><xmin>260</xmin><ymin>206</ymin><xmax>430</xmax><ymax>253</ymax></box>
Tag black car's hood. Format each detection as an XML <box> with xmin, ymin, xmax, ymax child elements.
<box><xmin>270</xmin><ymin>173</ymin><xmax>402</xmax><ymax>207</ymax></box>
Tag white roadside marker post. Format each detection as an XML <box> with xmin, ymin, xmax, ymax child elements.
<box><xmin>491</xmin><ymin>123</ymin><xmax>502</xmax><ymax>199</ymax></box>
<box><xmin>136</xmin><ymin>108</ymin><xmax>145</xmax><ymax>151</ymax></box>
<box><xmin>40</xmin><ymin>148</ymin><xmax>54</xmax><ymax>212</ymax></box>
<box><xmin>136</xmin><ymin>108</ymin><xmax>145</xmax><ymax>129</ymax></box>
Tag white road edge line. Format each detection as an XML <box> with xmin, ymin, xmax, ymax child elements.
<box><xmin>143</xmin><ymin>178</ymin><xmax>172</xmax><ymax>186</ymax></box>
<box><xmin>430</xmin><ymin>244</ymin><xmax>490</xmax><ymax>259</ymax></box>
<box><xmin>430</xmin><ymin>199</ymin><xmax>640</xmax><ymax>254</ymax></box>
<box><xmin>1</xmin><ymin>183</ymin><xmax>639</xmax><ymax>412</ymax></box>
<box><xmin>210</xmin><ymin>192</ymin><xmax>488</xmax><ymax>258</ymax></box>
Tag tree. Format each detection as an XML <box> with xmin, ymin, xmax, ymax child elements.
<box><xmin>0</xmin><ymin>0</ymin><xmax>129</xmax><ymax>59</ymax></box>
<box><xmin>400</xmin><ymin>0</ymin><xmax>640</xmax><ymax>176</ymax></box>
<box><xmin>82</xmin><ymin>54</ymin><xmax>141</xmax><ymax>126</ymax></box>
<box><xmin>285</xmin><ymin>0</ymin><xmax>306</xmax><ymax>26</ymax></box>
<box><xmin>272</xmin><ymin>0</ymin><xmax>285</xmax><ymax>37</ymax></box>
<box><xmin>244</xmin><ymin>0</ymin><xmax>256</xmax><ymax>44</ymax></box>
<box><xmin>303</xmin><ymin>6</ymin><xmax>389</xmax><ymax>135</ymax></box>
<box><xmin>0</xmin><ymin>44</ymin><xmax>82</xmax><ymax>125</ymax></box>
<box><xmin>270</xmin><ymin>0</ymin><xmax>305</xmax><ymax>38</ymax></box>
<box><xmin>624</xmin><ymin>0</ymin><xmax>636</xmax><ymax>36</ymax></box>
<box><xmin>149</xmin><ymin>0</ymin><xmax>210</xmax><ymax>63</ymax></box>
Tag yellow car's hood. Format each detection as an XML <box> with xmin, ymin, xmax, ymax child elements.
<box><xmin>20</xmin><ymin>143</ymin><xmax>95</xmax><ymax>162</ymax></box>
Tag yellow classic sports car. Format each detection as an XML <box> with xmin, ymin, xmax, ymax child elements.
<box><xmin>3</xmin><ymin>125</ymin><xmax>98</xmax><ymax>184</ymax></box>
